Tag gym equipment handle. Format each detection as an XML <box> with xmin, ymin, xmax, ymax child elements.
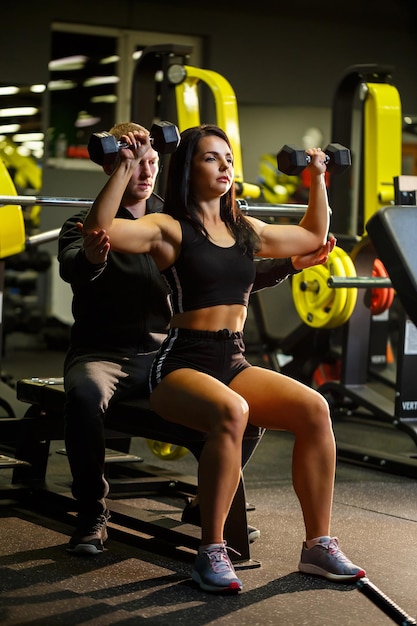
<box><xmin>357</xmin><ymin>577</ymin><xmax>416</xmax><ymax>625</ymax></box>
<box><xmin>328</xmin><ymin>276</ymin><xmax>392</xmax><ymax>289</ymax></box>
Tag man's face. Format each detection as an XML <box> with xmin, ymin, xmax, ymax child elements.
<box><xmin>125</xmin><ymin>146</ymin><xmax>160</xmax><ymax>202</ymax></box>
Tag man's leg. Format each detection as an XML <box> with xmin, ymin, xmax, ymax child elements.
<box><xmin>64</xmin><ymin>348</ymin><xmax>154</xmax><ymax>554</ymax></box>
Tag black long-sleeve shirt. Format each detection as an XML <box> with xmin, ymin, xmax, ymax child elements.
<box><xmin>58</xmin><ymin>193</ymin><xmax>171</xmax><ymax>352</ymax></box>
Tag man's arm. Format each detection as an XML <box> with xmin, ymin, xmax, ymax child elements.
<box><xmin>252</xmin><ymin>257</ymin><xmax>300</xmax><ymax>293</ymax></box>
<box><xmin>58</xmin><ymin>210</ymin><xmax>108</xmax><ymax>285</ymax></box>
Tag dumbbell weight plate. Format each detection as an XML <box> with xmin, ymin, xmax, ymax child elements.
<box><xmin>277</xmin><ymin>145</ymin><xmax>307</xmax><ymax>176</ymax></box>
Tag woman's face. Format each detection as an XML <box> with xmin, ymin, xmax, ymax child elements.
<box><xmin>190</xmin><ymin>134</ymin><xmax>234</xmax><ymax>201</ymax></box>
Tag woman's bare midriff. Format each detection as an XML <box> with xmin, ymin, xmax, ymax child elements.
<box><xmin>170</xmin><ymin>304</ymin><xmax>247</xmax><ymax>333</ymax></box>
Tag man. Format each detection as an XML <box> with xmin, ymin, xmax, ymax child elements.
<box><xmin>58</xmin><ymin>121</ymin><xmax>334</xmax><ymax>555</ymax></box>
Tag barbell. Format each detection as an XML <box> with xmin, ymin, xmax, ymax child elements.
<box><xmin>0</xmin><ymin>194</ymin><xmax>310</xmax><ymax>260</ymax></box>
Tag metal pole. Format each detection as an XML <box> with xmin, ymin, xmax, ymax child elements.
<box><xmin>26</xmin><ymin>229</ymin><xmax>61</xmax><ymax>247</ymax></box>
<box><xmin>0</xmin><ymin>196</ymin><xmax>93</xmax><ymax>208</ymax></box>
<box><xmin>0</xmin><ymin>195</ymin><xmax>307</xmax><ymax>219</ymax></box>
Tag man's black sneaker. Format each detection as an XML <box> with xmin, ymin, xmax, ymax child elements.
<box><xmin>67</xmin><ymin>508</ymin><xmax>110</xmax><ymax>555</ymax></box>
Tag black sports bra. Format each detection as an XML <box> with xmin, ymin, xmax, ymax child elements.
<box><xmin>161</xmin><ymin>219</ymin><xmax>256</xmax><ymax>314</ymax></box>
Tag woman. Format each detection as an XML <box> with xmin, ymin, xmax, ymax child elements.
<box><xmin>84</xmin><ymin>124</ymin><xmax>365</xmax><ymax>593</ymax></box>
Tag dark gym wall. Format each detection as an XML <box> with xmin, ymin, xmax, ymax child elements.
<box><xmin>2</xmin><ymin>0</ymin><xmax>417</xmax><ymax>113</ymax></box>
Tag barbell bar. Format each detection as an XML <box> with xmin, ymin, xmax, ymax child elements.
<box><xmin>0</xmin><ymin>195</ymin><xmax>94</xmax><ymax>208</ymax></box>
<box><xmin>0</xmin><ymin>195</ymin><xmax>310</xmax><ymax>219</ymax></box>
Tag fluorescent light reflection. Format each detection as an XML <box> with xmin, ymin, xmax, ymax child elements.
<box><xmin>83</xmin><ymin>75</ymin><xmax>119</xmax><ymax>87</ymax></box>
<box><xmin>48</xmin><ymin>80</ymin><xmax>77</xmax><ymax>91</ymax></box>
<box><xmin>0</xmin><ymin>107</ymin><xmax>38</xmax><ymax>117</ymax></box>
<box><xmin>49</xmin><ymin>55</ymin><xmax>88</xmax><ymax>71</ymax></box>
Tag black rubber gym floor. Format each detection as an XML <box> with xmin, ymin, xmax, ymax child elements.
<box><xmin>1</xmin><ymin>333</ymin><xmax>416</xmax><ymax>626</ymax></box>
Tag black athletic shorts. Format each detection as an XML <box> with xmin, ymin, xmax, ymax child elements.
<box><xmin>149</xmin><ymin>327</ymin><xmax>251</xmax><ymax>391</ymax></box>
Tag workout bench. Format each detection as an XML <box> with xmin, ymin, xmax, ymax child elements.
<box><xmin>4</xmin><ymin>376</ymin><xmax>262</xmax><ymax>566</ymax></box>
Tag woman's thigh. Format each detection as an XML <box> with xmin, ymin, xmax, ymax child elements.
<box><xmin>150</xmin><ymin>367</ymin><xmax>249</xmax><ymax>434</ymax></box>
<box><xmin>229</xmin><ymin>366</ymin><xmax>329</xmax><ymax>432</ymax></box>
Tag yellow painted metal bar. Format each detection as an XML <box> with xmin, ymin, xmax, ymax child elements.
<box><xmin>363</xmin><ymin>83</ymin><xmax>402</xmax><ymax>231</ymax></box>
<box><xmin>176</xmin><ymin>66</ymin><xmax>243</xmax><ymax>182</ymax></box>
<box><xmin>0</xmin><ymin>159</ymin><xmax>25</xmax><ymax>258</ymax></box>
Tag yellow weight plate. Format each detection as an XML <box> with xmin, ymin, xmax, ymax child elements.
<box><xmin>325</xmin><ymin>246</ymin><xmax>358</xmax><ymax>328</ymax></box>
<box><xmin>146</xmin><ymin>439</ymin><xmax>189</xmax><ymax>461</ymax></box>
<box><xmin>292</xmin><ymin>246</ymin><xmax>357</xmax><ymax>329</ymax></box>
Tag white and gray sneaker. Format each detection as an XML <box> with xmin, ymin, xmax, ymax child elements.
<box><xmin>299</xmin><ymin>536</ymin><xmax>366</xmax><ymax>581</ymax></box>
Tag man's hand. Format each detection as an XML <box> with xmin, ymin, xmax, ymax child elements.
<box><xmin>77</xmin><ymin>222</ymin><xmax>110</xmax><ymax>265</ymax></box>
<box><xmin>291</xmin><ymin>235</ymin><xmax>336</xmax><ymax>271</ymax></box>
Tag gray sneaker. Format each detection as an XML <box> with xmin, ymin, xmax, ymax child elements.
<box><xmin>67</xmin><ymin>508</ymin><xmax>110</xmax><ymax>555</ymax></box>
<box><xmin>192</xmin><ymin>542</ymin><xmax>243</xmax><ymax>593</ymax></box>
<box><xmin>298</xmin><ymin>536</ymin><xmax>366</xmax><ymax>581</ymax></box>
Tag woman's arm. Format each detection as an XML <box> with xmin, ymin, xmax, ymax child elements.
<box><xmin>251</xmin><ymin>149</ymin><xmax>330</xmax><ymax>259</ymax></box>
<box><xmin>251</xmin><ymin>236</ymin><xmax>336</xmax><ymax>292</ymax></box>
<box><xmin>83</xmin><ymin>131</ymin><xmax>175</xmax><ymax>258</ymax></box>
<box><xmin>84</xmin><ymin>131</ymin><xmax>150</xmax><ymax>234</ymax></box>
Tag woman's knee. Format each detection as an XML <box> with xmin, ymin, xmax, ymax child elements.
<box><xmin>303</xmin><ymin>391</ymin><xmax>332</xmax><ymax>435</ymax></box>
<box><xmin>214</xmin><ymin>395</ymin><xmax>249</xmax><ymax>441</ymax></box>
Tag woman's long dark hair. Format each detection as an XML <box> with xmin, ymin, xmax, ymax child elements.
<box><xmin>163</xmin><ymin>124</ymin><xmax>261</xmax><ymax>255</ymax></box>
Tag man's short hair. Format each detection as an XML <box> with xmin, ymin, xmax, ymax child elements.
<box><xmin>108</xmin><ymin>122</ymin><xmax>150</xmax><ymax>141</ymax></box>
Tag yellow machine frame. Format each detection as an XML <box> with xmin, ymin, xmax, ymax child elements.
<box><xmin>363</xmin><ymin>82</ymin><xmax>402</xmax><ymax>229</ymax></box>
<box><xmin>0</xmin><ymin>159</ymin><xmax>25</xmax><ymax>259</ymax></box>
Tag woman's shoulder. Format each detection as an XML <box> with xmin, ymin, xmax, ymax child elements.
<box><xmin>153</xmin><ymin>213</ymin><xmax>183</xmax><ymax>242</ymax></box>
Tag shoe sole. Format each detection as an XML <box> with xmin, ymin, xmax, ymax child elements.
<box><xmin>248</xmin><ymin>529</ymin><xmax>260</xmax><ymax>543</ymax></box>
<box><xmin>191</xmin><ymin>570</ymin><xmax>242</xmax><ymax>593</ymax></box>
<box><xmin>299</xmin><ymin>562</ymin><xmax>365</xmax><ymax>581</ymax></box>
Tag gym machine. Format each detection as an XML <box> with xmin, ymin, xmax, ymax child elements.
<box><xmin>311</xmin><ymin>66</ymin><xmax>417</xmax><ymax>476</ymax></box>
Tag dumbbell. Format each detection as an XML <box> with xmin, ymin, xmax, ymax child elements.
<box><xmin>88</xmin><ymin>121</ymin><xmax>180</xmax><ymax>166</ymax></box>
<box><xmin>277</xmin><ymin>143</ymin><xmax>351</xmax><ymax>176</ymax></box>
